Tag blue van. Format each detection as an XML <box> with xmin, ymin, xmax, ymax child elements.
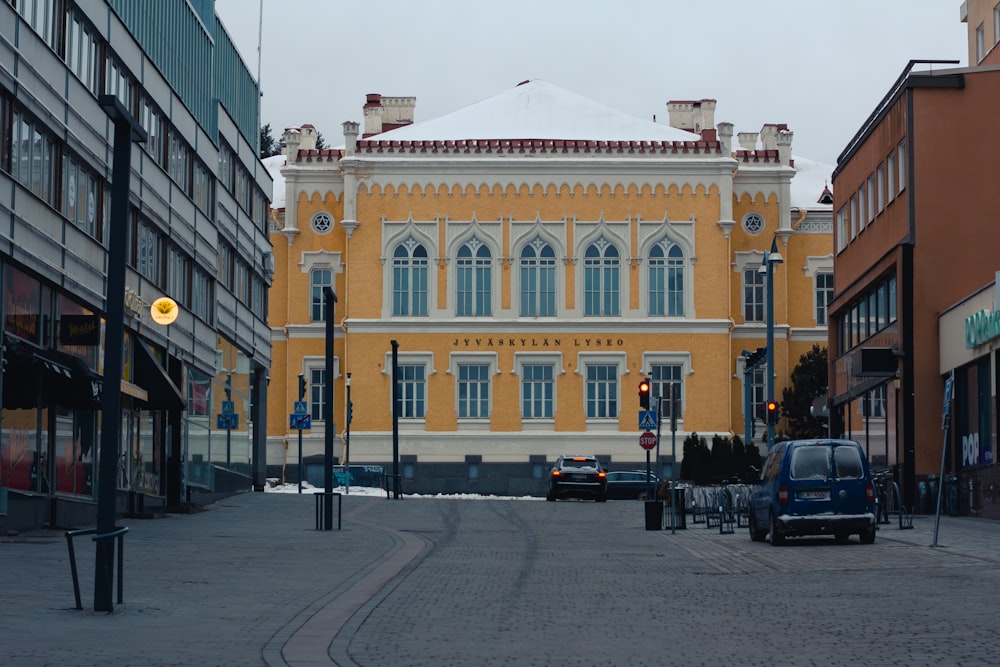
<box><xmin>749</xmin><ymin>439</ymin><xmax>876</xmax><ymax>545</ymax></box>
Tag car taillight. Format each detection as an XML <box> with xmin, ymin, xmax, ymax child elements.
<box><xmin>598</xmin><ymin>471</ymin><xmax>606</xmax><ymax>479</ymax></box>
<box><xmin>551</xmin><ymin>470</ymin><xmax>561</xmax><ymax>477</ymax></box>
<box><xmin>866</xmin><ymin>482</ymin><xmax>874</xmax><ymax>503</ymax></box>
<box><xmin>777</xmin><ymin>485</ymin><xmax>789</xmax><ymax>505</ymax></box>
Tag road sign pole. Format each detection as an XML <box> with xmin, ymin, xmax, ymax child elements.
<box><xmin>297</xmin><ymin>374</ymin><xmax>305</xmax><ymax>494</ymax></box>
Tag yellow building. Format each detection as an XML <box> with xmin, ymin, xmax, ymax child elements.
<box><xmin>267</xmin><ymin>81</ymin><xmax>833</xmax><ymax>494</ymax></box>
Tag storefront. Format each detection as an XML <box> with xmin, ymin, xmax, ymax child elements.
<box><xmin>939</xmin><ymin>277</ymin><xmax>999</xmax><ymax>519</ymax></box>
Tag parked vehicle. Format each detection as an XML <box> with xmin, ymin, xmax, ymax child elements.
<box><xmin>546</xmin><ymin>456</ymin><xmax>607</xmax><ymax>502</ymax></box>
<box><xmin>605</xmin><ymin>470</ymin><xmax>659</xmax><ymax>500</ymax></box>
<box><xmin>749</xmin><ymin>439</ymin><xmax>876</xmax><ymax>545</ymax></box>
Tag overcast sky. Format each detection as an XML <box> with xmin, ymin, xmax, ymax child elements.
<box><xmin>214</xmin><ymin>0</ymin><xmax>968</xmax><ymax>167</ymax></box>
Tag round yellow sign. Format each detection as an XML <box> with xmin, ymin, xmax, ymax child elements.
<box><xmin>150</xmin><ymin>297</ymin><xmax>179</xmax><ymax>325</ymax></box>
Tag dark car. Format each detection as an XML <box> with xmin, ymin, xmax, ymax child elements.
<box><xmin>605</xmin><ymin>470</ymin><xmax>659</xmax><ymax>500</ymax></box>
<box><xmin>749</xmin><ymin>439</ymin><xmax>876</xmax><ymax>545</ymax></box>
<box><xmin>546</xmin><ymin>456</ymin><xmax>607</xmax><ymax>502</ymax></box>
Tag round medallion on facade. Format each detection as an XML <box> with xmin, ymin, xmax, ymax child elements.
<box><xmin>742</xmin><ymin>212</ymin><xmax>765</xmax><ymax>235</ymax></box>
<box><xmin>311</xmin><ymin>211</ymin><xmax>334</xmax><ymax>234</ymax></box>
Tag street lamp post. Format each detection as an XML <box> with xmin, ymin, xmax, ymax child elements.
<box><xmin>345</xmin><ymin>372</ymin><xmax>351</xmax><ymax>495</ymax></box>
<box><xmin>322</xmin><ymin>287</ymin><xmax>337</xmax><ymax>529</ymax></box>
<box><xmin>760</xmin><ymin>237</ymin><xmax>784</xmax><ymax>450</ymax></box>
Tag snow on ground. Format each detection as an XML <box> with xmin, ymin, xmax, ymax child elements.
<box><xmin>263</xmin><ymin>480</ymin><xmax>541</xmax><ymax>501</ymax></box>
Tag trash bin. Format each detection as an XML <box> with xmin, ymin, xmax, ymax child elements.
<box><xmin>944</xmin><ymin>474</ymin><xmax>959</xmax><ymax>516</ymax></box>
<box><xmin>644</xmin><ymin>500</ymin><xmax>663</xmax><ymax>530</ymax></box>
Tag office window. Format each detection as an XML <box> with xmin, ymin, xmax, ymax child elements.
<box><xmin>650</xmin><ymin>364</ymin><xmax>683</xmax><ymax>422</ymax></box>
<box><xmin>849</xmin><ymin>195</ymin><xmax>858</xmax><ymax>239</ymax></box>
<box><xmin>191</xmin><ymin>267</ymin><xmax>213</xmax><ymax>323</ymax></box>
<box><xmin>218</xmin><ymin>142</ymin><xmax>235</xmax><ymax>194</ymax></box>
<box><xmin>886</xmin><ymin>152</ymin><xmax>896</xmax><ymax>203</ymax></box>
<box><xmin>521</xmin><ymin>364</ymin><xmax>554</xmax><ymax>419</ymax></box>
<box><xmin>856</xmin><ymin>184</ymin><xmax>865</xmax><ymax>234</ymax></box>
<box><xmin>140</xmin><ymin>98</ymin><xmax>166</xmax><ymax>168</ymax></box>
<box><xmin>888</xmin><ymin>275</ymin><xmax>897</xmax><ymax>323</ymax></box>
<box><xmin>192</xmin><ymin>159</ymin><xmax>214</xmax><ymax>216</ymax></box>
<box><xmin>456</xmin><ymin>240</ymin><xmax>492</xmax><ymax>316</ymax></box>
<box><xmin>218</xmin><ymin>242</ymin><xmax>234</xmax><ymax>290</ymax></box>
<box><xmin>816</xmin><ymin>272</ymin><xmax>833</xmax><ymax>325</ymax></box>
<box><xmin>995</xmin><ymin>5</ymin><xmax>1000</xmax><ymax>45</ymax></box>
<box><xmin>649</xmin><ymin>242</ymin><xmax>684</xmax><ymax>316</ymax></box>
<box><xmin>585</xmin><ymin>364</ymin><xmax>618</xmax><ymax>419</ymax></box>
<box><xmin>583</xmin><ymin>239</ymin><xmax>620</xmax><ymax>316</ymax></box>
<box><xmin>867</xmin><ymin>174</ymin><xmax>875</xmax><ymax>223</ymax></box>
<box><xmin>396</xmin><ymin>364</ymin><xmax>426</xmax><ymax>419</ymax></box>
<box><xmin>977</xmin><ymin>23</ymin><xmax>986</xmax><ymax>62</ymax></box>
<box><xmin>65</xmin><ymin>10</ymin><xmax>99</xmax><ymax>94</ymax></box>
<box><xmin>133</xmin><ymin>215</ymin><xmax>163</xmax><ymax>286</ymax></box>
<box><xmin>61</xmin><ymin>153</ymin><xmax>104</xmax><ymax>240</ymax></box>
<box><xmin>457</xmin><ymin>364</ymin><xmax>490</xmax><ymax>419</ymax></box>
<box><xmin>862</xmin><ymin>385</ymin><xmax>886</xmax><ymax>419</ymax></box>
<box><xmin>167</xmin><ymin>131</ymin><xmax>191</xmax><ymax>192</ymax></box>
<box><xmin>836</xmin><ymin>205</ymin><xmax>847</xmax><ymax>253</ymax></box>
<box><xmin>392</xmin><ymin>239</ymin><xmax>429</xmax><ymax>316</ymax></box>
<box><xmin>750</xmin><ymin>367</ymin><xmax>766</xmax><ymax>423</ymax></box>
<box><xmin>877</xmin><ymin>165</ymin><xmax>885</xmax><ymax>213</ymax></box>
<box><xmin>519</xmin><ymin>239</ymin><xmax>556</xmax><ymax>317</ymax></box>
<box><xmin>310</xmin><ymin>268</ymin><xmax>332</xmax><ymax>322</ymax></box>
<box><xmin>743</xmin><ymin>267</ymin><xmax>765</xmax><ymax>323</ymax></box>
<box><xmin>897</xmin><ymin>141</ymin><xmax>906</xmax><ymax>193</ymax></box>
<box><xmin>167</xmin><ymin>246</ymin><xmax>190</xmax><ymax>306</ymax></box>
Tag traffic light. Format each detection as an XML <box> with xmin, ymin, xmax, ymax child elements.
<box><xmin>298</xmin><ymin>374</ymin><xmax>306</xmax><ymax>400</ymax></box>
<box><xmin>766</xmin><ymin>400</ymin><xmax>780</xmax><ymax>425</ymax></box>
<box><xmin>638</xmin><ymin>378</ymin><xmax>651</xmax><ymax>410</ymax></box>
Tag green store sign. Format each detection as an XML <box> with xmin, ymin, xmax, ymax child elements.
<box><xmin>965</xmin><ymin>308</ymin><xmax>1000</xmax><ymax>349</ymax></box>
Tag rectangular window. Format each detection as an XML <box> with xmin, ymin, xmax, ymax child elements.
<box><xmin>650</xmin><ymin>364</ymin><xmax>682</xmax><ymax>421</ymax></box>
<box><xmin>191</xmin><ymin>268</ymin><xmax>213</xmax><ymax>322</ymax></box>
<box><xmin>751</xmin><ymin>367</ymin><xmax>766</xmax><ymax>423</ymax></box>
<box><xmin>862</xmin><ymin>385</ymin><xmax>886</xmax><ymax>419</ymax></box>
<box><xmin>867</xmin><ymin>174</ymin><xmax>875</xmax><ymax>223</ymax></box>
<box><xmin>309</xmin><ymin>367</ymin><xmax>326</xmax><ymax>421</ymax></box>
<box><xmin>521</xmin><ymin>364</ymin><xmax>554</xmax><ymax>419</ymax></box>
<box><xmin>887</xmin><ymin>275</ymin><xmax>897</xmax><ymax>323</ymax></box>
<box><xmin>168</xmin><ymin>131</ymin><xmax>191</xmax><ymax>191</ymax></box>
<box><xmin>877</xmin><ymin>164</ymin><xmax>885</xmax><ymax>213</ymax></box>
<box><xmin>133</xmin><ymin>216</ymin><xmax>163</xmax><ymax>286</ymax></box>
<box><xmin>856</xmin><ymin>184</ymin><xmax>865</xmax><ymax>234</ymax></box>
<box><xmin>310</xmin><ymin>269</ymin><xmax>333</xmax><ymax>322</ymax></box>
<box><xmin>897</xmin><ymin>141</ymin><xmax>906</xmax><ymax>193</ymax></box>
<box><xmin>743</xmin><ymin>268</ymin><xmax>765</xmax><ymax>323</ymax></box>
<box><xmin>977</xmin><ymin>23</ymin><xmax>986</xmax><ymax>62</ymax></box>
<box><xmin>140</xmin><ymin>98</ymin><xmax>165</xmax><ymax>168</ymax></box>
<box><xmin>886</xmin><ymin>151</ymin><xmax>896</xmax><ymax>203</ymax></box>
<box><xmin>836</xmin><ymin>205</ymin><xmax>847</xmax><ymax>253</ymax></box>
<box><xmin>218</xmin><ymin>243</ymin><xmax>234</xmax><ymax>290</ymax></box>
<box><xmin>167</xmin><ymin>246</ymin><xmax>190</xmax><ymax>306</ymax></box>
<box><xmin>816</xmin><ymin>272</ymin><xmax>833</xmax><ymax>325</ymax></box>
<box><xmin>457</xmin><ymin>364</ymin><xmax>490</xmax><ymax>419</ymax></box>
<box><xmin>849</xmin><ymin>195</ymin><xmax>858</xmax><ymax>240</ymax></box>
<box><xmin>397</xmin><ymin>364</ymin><xmax>426</xmax><ymax>419</ymax></box>
<box><xmin>585</xmin><ymin>365</ymin><xmax>618</xmax><ymax>419</ymax></box>
<box><xmin>995</xmin><ymin>5</ymin><xmax>1000</xmax><ymax>45</ymax></box>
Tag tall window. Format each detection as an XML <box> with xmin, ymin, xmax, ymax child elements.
<box><xmin>521</xmin><ymin>364</ymin><xmax>554</xmax><ymax>419</ymax></box>
<box><xmin>392</xmin><ymin>239</ymin><xmax>428</xmax><ymax>316</ymax></box>
<box><xmin>133</xmin><ymin>215</ymin><xmax>163</xmax><ymax>286</ymax></box>
<box><xmin>867</xmin><ymin>174</ymin><xmax>876</xmax><ymax>223</ymax></box>
<box><xmin>877</xmin><ymin>165</ymin><xmax>885</xmax><ymax>213</ymax></box>
<box><xmin>308</xmin><ymin>367</ymin><xmax>326</xmax><ymax>422</ymax></box>
<box><xmin>310</xmin><ymin>268</ymin><xmax>332</xmax><ymax>322</ymax></box>
<box><xmin>457</xmin><ymin>364</ymin><xmax>489</xmax><ymax>418</ymax></box>
<box><xmin>583</xmin><ymin>239</ymin><xmax>620</xmax><ymax>316</ymax></box>
<box><xmin>743</xmin><ymin>267</ymin><xmax>765</xmax><ymax>323</ymax></box>
<box><xmin>519</xmin><ymin>239</ymin><xmax>556</xmax><ymax>317</ymax></box>
<box><xmin>585</xmin><ymin>365</ymin><xmax>618</xmax><ymax>419</ymax></box>
<box><xmin>650</xmin><ymin>364</ymin><xmax>682</xmax><ymax>422</ymax></box>
<box><xmin>751</xmin><ymin>367</ymin><xmax>766</xmax><ymax>423</ymax></box>
<box><xmin>897</xmin><ymin>141</ymin><xmax>906</xmax><ymax>193</ymax></box>
<box><xmin>977</xmin><ymin>23</ymin><xmax>985</xmax><ymax>62</ymax></box>
<box><xmin>167</xmin><ymin>246</ymin><xmax>190</xmax><ymax>305</ymax></box>
<box><xmin>396</xmin><ymin>364</ymin><xmax>426</xmax><ymax>419</ymax></box>
<box><xmin>836</xmin><ymin>205</ymin><xmax>847</xmax><ymax>253</ymax></box>
<box><xmin>862</xmin><ymin>385</ymin><xmax>886</xmax><ymax>419</ymax></box>
<box><xmin>816</xmin><ymin>272</ymin><xmax>834</xmax><ymax>325</ymax></box>
<box><xmin>649</xmin><ymin>242</ymin><xmax>684</xmax><ymax>316</ymax></box>
<box><xmin>456</xmin><ymin>240</ymin><xmax>492</xmax><ymax>316</ymax></box>
<box><xmin>886</xmin><ymin>152</ymin><xmax>896</xmax><ymax>203</ymax></box>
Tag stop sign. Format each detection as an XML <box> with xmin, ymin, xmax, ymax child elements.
<box><xmin>639</xmin><ymin>431</ymin><xmax>656</xmax><ymax>450</ymax></box>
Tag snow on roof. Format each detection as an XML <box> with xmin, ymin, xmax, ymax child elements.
<box><xmin>263</xmin><ymin>154</ymin><xmax>286</xmax><ymax>209</ymax></box>
<box><xmin>366</xmin><ymin>79</ymin><xmax>700</xmax><ymax>143</ymax></box>
<box><xmin>790</xmin><ymin>155</ymin><xmax>834</xmax><ymax>210</ymax></box>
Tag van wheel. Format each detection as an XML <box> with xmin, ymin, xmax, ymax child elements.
<box><xmin>770</xmin><ymin>512</ymin><xmax>785</xmax><ymax>546</ymax></box>
<box><xmin>748</xmin><ymin>512</ymin><xmax>767</xmax><ymax>542</ymax></box>
<box><xmin>859</xmin><ymin>525</ymin><xmax>876</xmax><ymax>544</ymax></box>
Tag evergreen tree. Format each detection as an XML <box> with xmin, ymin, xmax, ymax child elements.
<box><xmin>782</xmin><ymin>344</ymin><xmax>829</xmax><ymax>439</ymax></box>
<box><xmin>259</xmin><ymin>123</ymin><xmax>279</xmax><ymax>158</ymax></box>
<box><xmin>315</xmin><ymin>131</ymin><xmax>327</xmax><ymax>150</ymax></box>
<box><xmin>710</xmin><ymin>434</ymin><xmax>733</xmax><ymax>481</ymax></box>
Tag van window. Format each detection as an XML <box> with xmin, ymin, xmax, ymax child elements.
<box><xmin>790</xmin><ymin>447</ymin><xmax>830</xmax><ymax>480</ymax></box>
<box><xmin>834</xmin><ymin>445</ymin><xmax>863</xmax><ymax>479</ymax></box>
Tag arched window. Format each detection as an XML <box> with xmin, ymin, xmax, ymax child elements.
<box><xmin>519</xmin><ymin>238</ymin><xmax>556</xmax><ymax>317</ymax></box>
<box><xmin>583</xmin><ymin>239</ymin><xmax>619</xmax><ymax>316</ymax></box>
<box><xmin>456</xmin><ymin>239</ymin><xmax>492</xmax><ymax>316</ymax></box>
<box><xmin>392</xmin><ymin>239</ymin><xmax>428</xmax><ymax>316</ymax></box>
<box><xmin>648</xmin><ymin>243</ymin><xmax>684</xmax><ymax>316</ymax></box>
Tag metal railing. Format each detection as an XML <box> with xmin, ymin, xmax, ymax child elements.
<box><xmin>65</xmin><ymin>526</ymin><xmax>128</xmax><ymax>610</ymax></box>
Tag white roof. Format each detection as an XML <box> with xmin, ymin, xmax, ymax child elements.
<box><xmin>367</xmin><ymin>79</ymin><xmax>699</xmax><ymax>142</ymax></box>
<box><xmin>790</xmin><ymin>155</ymin><xmax>833</xmax><ymax>211</ymax></box>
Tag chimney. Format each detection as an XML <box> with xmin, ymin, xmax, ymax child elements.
<box><xmin>282</xmin><ymin>127</ymin><xmax>301</xmax><ymax>159</ymax></box>
<box><xmin>363</xmin><ymin>93</ymin><xmax>384</xmax><ymax>136</ymax></box>
<box><xmin>717</xmin><ymin>122</ymin><xmax>733</xmax><ymax>155</ymax></box>
<box><xmin>737</xmin><ymin>132</ymin><xmax>758</xmax><ymax>151</ymax></box>
<box><xmin>666</xmin><ymin>99</ymin><xmax>716</xmax><ymax>133</ymax></box>
<box><xmin>759</xmin><ymin>124</ymin><xmax>788</xmax><ymax>151</ymax></box>
<box><xmin>776</xmin><ymin>129</ymin><xmax>793</xmax><ymax>166</ymax></box>
<box><xmin>298</xmin><ymin>124</ymin><xmax>317</xmax><ymax>151</ymax></box>
<box><xmin>342</xmin><ymin>120</ymin><xmax>359</xmax><ymax>157</ymax></box>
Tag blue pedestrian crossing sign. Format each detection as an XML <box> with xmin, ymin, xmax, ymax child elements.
<box><xmin>221</xmin><ymin>400</ymin><xmax>234</xmax><ymax>415</ymax></box>
<box><xmin>293</xmin><ymin>401</ymin><xmax>307</xmax><ymax>415</ymax></box>
<box><xmin>638</xmin><ymin>410</ymin><xmax>657</xmax><ymax>430</ymax></box>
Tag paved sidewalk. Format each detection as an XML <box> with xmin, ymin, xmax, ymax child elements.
<box><xmin>1</xmin><ymin>492</ymin><xmax>998</xmax><ymax>666</ymax></box>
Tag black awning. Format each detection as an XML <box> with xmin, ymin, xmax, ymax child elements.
<box><xmin>133</xmin><ymin>338</ymin><xmax>184</xmax><ymax>411</ymax></box>
<box><xmin>2</xmin><ymin>335</ymin><xmax>102</xmax><ymax>409</ymax></box>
